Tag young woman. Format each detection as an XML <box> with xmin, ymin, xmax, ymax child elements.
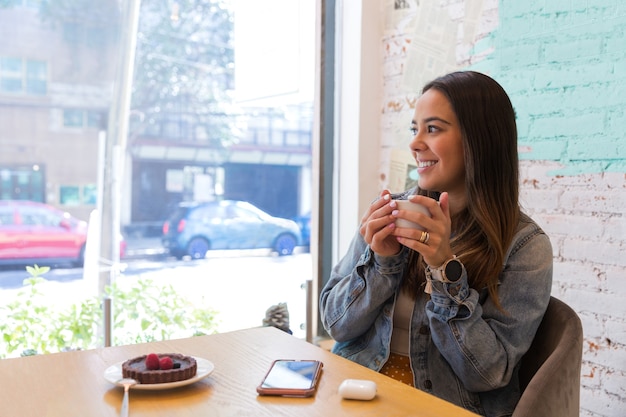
<box><xmin>320</xmin><ymin>71</ymin><xmax>553</xmax><ymax>416</ymax></box>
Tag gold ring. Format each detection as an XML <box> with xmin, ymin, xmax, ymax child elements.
<box><xmin>419</xmin><ymin>231</ymin><xmax>429</xmax><ymax>244</ymax></box>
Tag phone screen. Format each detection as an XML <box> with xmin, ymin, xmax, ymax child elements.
<box><xmin>257</xmin><ymin>359</ymin><xmax>323</xmax><ymax>396</ymax></box>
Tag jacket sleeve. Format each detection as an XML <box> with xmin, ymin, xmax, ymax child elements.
<box><xmin>426</xmin><ymin>225</ymin><xmax>553</xmax><ymax>392</ymax></box>
<box><xmin>319</xmin><ymin>230</ymin><xmax>408</xmax><ymax>342</ymax></box>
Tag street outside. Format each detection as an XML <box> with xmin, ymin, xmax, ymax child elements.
<box><xmin>0</xmin><ymin>242</ymin><xmax>313</xmax><ymax>341</ymax></box>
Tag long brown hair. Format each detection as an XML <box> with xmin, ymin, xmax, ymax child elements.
<box><xmin>403</xmin><ymin>71</ymin><xmax>520</xmax><ymax>309</ymax></box>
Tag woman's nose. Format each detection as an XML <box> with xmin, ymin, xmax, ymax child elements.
<box><xmin>410</xmin><ymin>132</ymin><xmax>425</xmax><ymax>152</ymax></box>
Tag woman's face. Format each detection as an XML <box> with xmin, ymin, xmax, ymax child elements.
<box><xmin>410</xmin><ymin>88</ymin><xmax>466</xmax><ymax>202</ymax></box>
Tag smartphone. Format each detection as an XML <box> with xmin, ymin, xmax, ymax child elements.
<box><xmin>256</xmin><ymin>359</ymin><xmax>324</xmax><ymax>397</ymax></box>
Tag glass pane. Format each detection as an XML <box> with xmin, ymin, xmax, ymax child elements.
<box><xmin>0</xmin><ymin>0</ymin><xmax>314</xmax><ymax>357</ymax></box>
<box><xmin>63</xmin><ymin>109</ymin><xmax>83</xmax><ymax>127</ymax></box>
<box><xmin>86</xmin><ymin>111</ymin><xmax>101</xmax><ymax>128</ymax></box>
<box><xmin>59</xmin><ymin>185</ymin><xmax>80</xmax><ymax>205</ymax></box>
<box><xmin>82</xmin><ymin>184</ymin><xmax>97</xmax><ymax>205</ymax></box>
<box><xmin>0</xmin><ymin>57</ymin><xmax>22</xmax><ymax>93</ymax></box>
<box><xmin>26</xmin><ymin>60</ymin><xmax>46</xmax><ymax>78</ymax></box>
<box><xmin>26</xmin><ymin>60</ymin><xmax>47</xmax><ymax>94</ymax></box>
<box><xmin>1</xmin><ymin>57</ymin><xmax>21</xmax><ymax>72</ymax></box>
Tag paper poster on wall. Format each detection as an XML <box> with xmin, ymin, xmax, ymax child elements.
<box><xmin>388</xmin><ymin>148</ymin><xmax>418</xmax><ymax>193</ymax></box>
<box><xmin>193</xmin><ymin>174</ymin><xmax>214</xmax><ymax>202</ymax></box>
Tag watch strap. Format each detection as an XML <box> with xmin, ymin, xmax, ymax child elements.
<box><xmin>424</xmin><ymin>256</ymin><xmax>462</xmax><ymax>294</ymax></box>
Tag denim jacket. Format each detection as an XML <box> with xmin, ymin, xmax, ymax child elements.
<box><xmin>320</xmin><ymin>202</ymin><xmax>553</xmax><ymax>417</ymax></box>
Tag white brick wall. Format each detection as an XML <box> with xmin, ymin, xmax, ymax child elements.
<box><xmin>377</xmin><ymin>1</ymin><xmax>626</xmax><ymax>415</ymax></box>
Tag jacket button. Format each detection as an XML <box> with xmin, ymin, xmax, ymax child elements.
<box><xmin>419</xmin><ymin>325</ymin><xmax>429</xmax><ymax>335</ymax></box>
<box><xmin>424</xmin><ymin>380</ymin><xmax>432</xmax><ymax>390</ymax></box>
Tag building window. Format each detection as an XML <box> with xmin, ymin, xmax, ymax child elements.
<box><xmin>0</xmin><ymin>165</ymin><xmax>45</xmax><ymax>201</ymax></box>
<box><xmin>63</xmin><ymin>109</ymin><xmax>102</xmax><ymax>128</ymax></box>
<box><xmin>0</xmin><ymin>57</ymin><xmax>47</xmax><ymax>95</ymax></box>
<box><xmin>82</xmin><ymin>184</ymin><xmax>97</xmax><ymax>205</ymax></box>
<box><xmin>63</xmin><ymin>109</ymin><xmax>84</xmax><ymax>127</ymax></box>
<box><xmin>59</xmin><ymin>185</ymin><xmax>81</xmax><ymax>206</ymax></box>
<box><xmin>0</xmin><ymin>57</ymin><xmax>22</xmax><ymax>93</ymax></box>
<box><xmin>59</xmin><ymin>184</ymin><xmax>97</xmax><ymax>206</ymax></box>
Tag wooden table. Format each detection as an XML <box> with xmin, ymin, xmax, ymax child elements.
<box><xmin>0</xmin><ymin>326</ymin><xmax>479</xmax><ymax>416</ymax></box>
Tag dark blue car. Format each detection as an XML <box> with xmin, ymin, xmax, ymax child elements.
<box><xmin>162</xmin><ymin>200</ymin><xmax>302</xmax><ymax>259</ymax></box>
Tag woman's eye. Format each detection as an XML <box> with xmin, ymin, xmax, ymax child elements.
<box><xmin>409</xmin><ymin>127</ymin><xmax>418</xmax><ymax>136</ymax></box>
<box><xmin>427</xmin><ymin>125</ymin><xmax>438</xmax><ymax>133</ymax></box>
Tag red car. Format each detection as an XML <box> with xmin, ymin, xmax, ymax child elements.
<box><xmin>0</xmin><ymin>200</ymin><xmax>118</xmax><ymax>267</ymax></box>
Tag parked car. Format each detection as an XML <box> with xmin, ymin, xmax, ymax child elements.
<box><xmin>292</xmin><ymin>211</ymin><xmax>311</xmax><ymax>248</ymax></box>
<box><xmin>0</xmin><ymin>200</ymin><xmax>125</xmax><ymax>267</ymax></box>
<box><xmin>162</xmin><ymin>200</ymin><xmax>302</xmax><ymax>259</ymax></box>
<box><xmin>0</xmin><ymin>200</ymin><xmax>88</xmax><ymax>267</ymax></box>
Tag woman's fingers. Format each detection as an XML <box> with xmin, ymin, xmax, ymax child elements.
<box><xmin>359</xmin><ymin>190</ymin><xmax>402</xmax><ymax>256</ymax></box>
<box><xmin>392</xmin><ymin>192</ymin><xmax>454</xmax><ymax>266</ymax></box>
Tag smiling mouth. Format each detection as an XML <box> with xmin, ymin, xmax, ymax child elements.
<box><xmin>417</xmin><ymin>160</ymin><xmax>437</xmax><ymax>168</ymax></box>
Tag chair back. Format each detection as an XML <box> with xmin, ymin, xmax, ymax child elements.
<box><xmin>513</xmin><ymin>296</ymin><xmax>583</xmax><ymax>417</ymax></box>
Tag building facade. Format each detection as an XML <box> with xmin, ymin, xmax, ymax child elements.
<box><xmin>0</xmin><ymin>4</ymin><xmax>312</xmax><ymax>235</ymax></box>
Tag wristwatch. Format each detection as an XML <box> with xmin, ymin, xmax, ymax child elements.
<box><xmin>424</xmin><ymin>257</ymin><xmax>464</xmax><ymax>293</ymax></box>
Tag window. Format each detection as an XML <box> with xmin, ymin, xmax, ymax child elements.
<box><xmin>0</xmin><ymin>206</ymin><xmax>14</xmax><ymax>225</ymax></box>
<box><xmin>63</xmin><ymin>109</ymin><xmax>84</xmax><ymax>128</ymax></box>
<box><xmin>0</xmin><ymin>57</ymin><xmax>47</xmax><ymax>95</ymax></box>
<box><xmin>25</xmin><ymin>59</ymin><xmax>46</xmax><ymax>94</ymax></box>
<box><xmin>0</xmin><ymin>166</ymin><xmax>45</xmax><ymax>201</ymax></box>
<box><xmin>0</xmin><ymin>0</ymin><xmax>319</xmax><ymax>356</ymax></box>
<box><xmin>20</xmin><ymin>206</ymin><xmax>61</xmax><ymax>227</ymax></box>
<box><xmin>82</xmin><ymin>184</ymin><xmax>97</xmax><ymax>205</ymax></box>
<box><xmin>0</xmin><ymin>57</ymin><xmax>22</xmax><ymax>93</ymax></box>
<box><xmin>63</xmin><ymin>109</ymin><xmax>102</xmax><ymax>129</ymax></box>
<box><xmin>59</xmin><ymin>186</ymin><xmax>80</xmax><ymax>206</ymax></box>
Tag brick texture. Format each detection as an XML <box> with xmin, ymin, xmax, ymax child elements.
<box><xmin>379</xmin><ymin>1</ymin><xmax>626</xmax><ymax>415</ymax></box>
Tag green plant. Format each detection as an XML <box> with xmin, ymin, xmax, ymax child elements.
<box><xmin>106</xmin><ymin>278</ymin><xmax>220</xmax><ymax>346</ymax></box>
<box><xmin>0</xmin><ymin>266</ymin><xmax>219</xmax><ymax>358</ymax></box>
<box><xmin>0</xmin><ymin>265</ymin><xmax>53</xmax><ymax>356</ymax></box>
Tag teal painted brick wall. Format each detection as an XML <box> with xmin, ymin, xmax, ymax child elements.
<box><xmin>464</xmin><ymin>2</ymin><xmax>626</xmax><ymax>416</ymax></box>
<box><xmin>379</xmin><ymin>3</ymin><xmax>626</xmax><ymax>414</ymax></box>
<box><xmin>473</xmin><ymin>0</ymin><xmax>626</xmax><ymax>175</ymax></box>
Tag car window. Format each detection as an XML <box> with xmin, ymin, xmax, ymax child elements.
<box><xmin>236</xmin><ymin>202</ymin><xmax>271</xmax><ymax>220</ymax></box>
<box><xmin>187</xmin><ymin>207</ymin><xmax>203</xmax><ymax>221</ymax></box>
<box><xmin>19</xmin><ymin>207</ymin><xmax>43</xmax><ymax>226</ymax></box>
<box><xmin>231</xmin><ymin>206</ymin><xmax>259</xmax><ymax>221</ymax></box>
<box><xmin>0</xmin><ymin>207</ymin><xmax>14</xmax><ymax>225</ymax></box>
<box><xmin>189</xmin><ymin>205</ymin><xmax>218</xmax><ymax>221</ymax></box>
<box><xmin>20</xmin><ymin>206</ymin><xmax>61</xmax><ymax>227</ymax></box>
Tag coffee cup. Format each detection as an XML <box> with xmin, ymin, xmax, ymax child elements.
<box><xmin>393</xmin><ymin>200</ymin><xmax>430</xmax><ymax>230</ymax></box>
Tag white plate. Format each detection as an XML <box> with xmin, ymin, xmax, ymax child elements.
<box><xmin>104</xmin><ymin>356</ymin><xmax>214</xmax><ymax>390</ymax></box>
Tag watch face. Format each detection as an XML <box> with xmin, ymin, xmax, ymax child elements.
<box><xmin>444</xmin><ymin>259</ymin><xmax>463</xmax><ymax>282</ymax></box>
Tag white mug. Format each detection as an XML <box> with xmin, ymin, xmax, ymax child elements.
<box><xmin>393</xmin><ymin>200</ymin><xmax>430</xmax><ymax>230</ymax></box>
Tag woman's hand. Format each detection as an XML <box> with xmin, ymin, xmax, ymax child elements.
<box><xmin>359</xmin><ymin>190</ymin><xmax>402</xmax><ymax>257</ymax></box>
<box><xmin>392</xmin><ymin>192</ymin><xmax>454</xmax><ymax>267</ymax></box>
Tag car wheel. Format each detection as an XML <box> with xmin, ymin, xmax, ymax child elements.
<box><xmin>274</xmin><ymin>234</ymin><xmax>297</xmax><ymax>256</ymax></box>
<box><xmin>187</xmin><ymin>237</ymin><xmax>210</xmax><ymax>260</ymax></box>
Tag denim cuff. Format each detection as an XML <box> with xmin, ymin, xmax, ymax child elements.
<box><xmin>428</xmin><ymin>279</ymin><xmax>473</xmax><ymax>319</ymax></box>
<box><xmin>371</xmin><ymin>245</ymin><xmax>409</xmax><ymax>272</ymax></box>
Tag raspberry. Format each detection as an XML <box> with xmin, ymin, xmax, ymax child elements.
<box><xmin>145</xmin><ymin>353</ymin><xmax>160</xmax><ymax>370</ymax></box>
<box><xmin>159</xmin><ymin>356</ymin><xmax>174</xmax><ymax>370</ymax></box>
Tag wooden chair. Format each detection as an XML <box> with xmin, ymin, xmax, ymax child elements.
<box><xmin>513</xmin><ymin>296</ymin><xmax>583</xmax><ymax>417</ymax></box>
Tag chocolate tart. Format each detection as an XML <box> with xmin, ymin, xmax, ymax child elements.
<box><xmin>122</xmin><ymin>353</ymin><xmax>197</xmax><ymax>384</ymax></box>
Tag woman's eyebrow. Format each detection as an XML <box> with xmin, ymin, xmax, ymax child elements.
<box><xmin>412</xmin><ymin>116</ymin><xmax>452</xmax><ymax>125</ymax></box>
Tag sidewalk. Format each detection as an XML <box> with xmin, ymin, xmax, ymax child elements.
<box><xmin>123</xmin><ymin>237</ymin><xmax>167</xmax><ymax>260</ymax></box>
